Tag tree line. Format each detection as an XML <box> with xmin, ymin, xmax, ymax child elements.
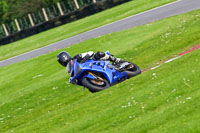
<box><xmin>0</xmin><ymin>0</ymin><xmax>62</xmax><ymax>24</ymax></box>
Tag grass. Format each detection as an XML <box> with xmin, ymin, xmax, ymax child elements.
<box><xmin>0</xmin><ymin>0</ymin><xmax>176</xmax><ymax>61</ymax></box>
<box><xmin>0</xmin><ymin>9</ymin><xmax>200</xmax><ymax>133</ymax></box>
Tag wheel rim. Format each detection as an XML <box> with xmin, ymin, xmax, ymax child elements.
<box><xmin>87</xmin><ymin>78</ymin><xmax>106</xmax><ymax>87</ymax></box>
<box><xmin>126</xmin><ymin>64</ymin><xmax>136</xmax><ymax>71</ymax></box>
<box><xmin>92</xmin><ymin>79</ymin><xmax>104</xmax><ymax>85</ymax></box>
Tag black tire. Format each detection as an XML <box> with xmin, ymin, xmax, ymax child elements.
<box><xmin>124</xmin><ymin>62</ymin><xmax>141</xmax><ymax>78</ymax></box>
<box><xmin>82</xmin><ymin>77</ymin><xmax>110</xmax><ymax>93</ymax></box>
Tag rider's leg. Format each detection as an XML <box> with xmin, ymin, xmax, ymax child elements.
<box><xmin>94</xmin><ymin>51</ymin><xmax>122</xmax><ymax>64</ymax></box>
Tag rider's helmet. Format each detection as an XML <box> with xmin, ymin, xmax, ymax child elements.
<box><xmin>57</xmin><ymin>51</ymin><xmax>71</xmax><ymax>67</ymax></box>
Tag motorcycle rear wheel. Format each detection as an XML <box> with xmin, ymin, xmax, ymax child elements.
<box><xmin>82</xmin><ymin>77</ymin><xmax>110</xmax><ymax>93</ymax></box>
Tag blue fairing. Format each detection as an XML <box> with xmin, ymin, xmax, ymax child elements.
<box><xmin>68</xmin><ymin>59</ymin><xmax>127</xmax><ymax>86</ymax></box>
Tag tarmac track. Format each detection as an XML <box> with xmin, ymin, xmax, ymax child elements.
<box><xmin>0</xmin><ymin>0</ymin><xmax>200</xmax><ymax>67</ymax></box>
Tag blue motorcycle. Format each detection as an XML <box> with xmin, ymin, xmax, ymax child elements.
<box><xmin>67</xmin><ymin>52</ymin><xmax>141</xmax><ymax>92</ymax></box>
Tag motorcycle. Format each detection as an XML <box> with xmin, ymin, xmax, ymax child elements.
<box><xmin>67</xmin><ymin>52</ymin><xmax>141</xmax><ymax>93</ymax></box>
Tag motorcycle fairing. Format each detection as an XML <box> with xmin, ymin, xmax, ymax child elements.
<box><xmin>68</xmin><ymin>59</ymin><xmax>127</xmax><ymax>86</ymax></box>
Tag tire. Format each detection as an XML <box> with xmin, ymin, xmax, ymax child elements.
<box><xmin>82</xmin><ymin>77</ymin><xmax>110</xmax><ymax>93</ymax></box>
<box><xmin>124</xmin><ymin>62</ymin><xmax>141</xmax><ymax>78</ymax></box>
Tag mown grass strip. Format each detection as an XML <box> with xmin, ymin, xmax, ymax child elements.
<box><xmin>0</xmin><ymin>0</ymin><xmax>175</xmax><ymax>61</ymax></box>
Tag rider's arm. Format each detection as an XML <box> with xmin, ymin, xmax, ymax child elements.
<box><xmin>73</xmin><ymin>51</ymin><xmax>94</xmax><ymax>63</ymax></box>
<box><xmin>94</xmin><ymin>51</ymin><xmax>122</xmax><ymax>63</ymax></box>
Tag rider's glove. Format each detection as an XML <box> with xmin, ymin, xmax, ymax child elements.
<box><xmin>109</xmin><ymin>55</ymin><xmax>122</xmax><ymax>64</ymax></box>
<box><xmin>115</xmin><ymin>58</ymin><xmax>121</xmax><ymax>64</ymax></box>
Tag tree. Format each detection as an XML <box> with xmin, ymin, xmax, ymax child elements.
<box><xmin>0</xmin><ymin>0</ymin><xmax>61</xmax><ymax>24</ymax></box>
<box><xmin>42</xmin><ymin>0</ymin><xmax>60</xmax><ymax>6</ymax></box>
<box><xmin>0</xmin><ymin>0</ymin><xmax>10</xmax><ymax>23</ymax></box>
<box><xmin>10</xmin><ymin>0</ymin><xmax>43</xmax><ymax>17</ymax></box>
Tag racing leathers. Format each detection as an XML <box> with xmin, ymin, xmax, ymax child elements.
<box><xmin>72</xmin><ymin>51</ymin><xmax>122</xmax><ymax>64</ymax></box>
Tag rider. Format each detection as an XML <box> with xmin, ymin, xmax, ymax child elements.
<box><xmin>57</xmin><ymin>51</ymin><xmax>122</xmax><ymax>67</ymax></box>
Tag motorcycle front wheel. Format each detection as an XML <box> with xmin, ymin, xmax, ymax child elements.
<box><xmin>81</xmin><ymin>77</ymin><xmax>110</xmax><ymax>93</ymax></box>
<box><xmin>124</xmin><ymin>62</ymin><xmax>141</xmax><ymax>78</ymax></box>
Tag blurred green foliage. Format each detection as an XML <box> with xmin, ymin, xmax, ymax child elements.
<box><xmin>0</xmin><ymin>0</ymin><xmax>62</xmax><ymax>24</ymax></box>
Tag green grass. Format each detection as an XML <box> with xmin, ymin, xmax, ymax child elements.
<box><xmin>0</xmin><ymin>9</ymin><xmax>200</xmax><ymax>133</ymax></box>
<box><xmin>0</xmin><ymin>0</ymin><xmax>176</xmax><ymax>61</ymax></box>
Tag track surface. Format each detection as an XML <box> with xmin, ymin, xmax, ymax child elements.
<box><xmin>0</xmin><ymin>0</ymin><xmax>200</xmax><ymax>67</ymax></box>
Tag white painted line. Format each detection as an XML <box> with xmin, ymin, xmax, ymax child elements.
<box><xmin>151</xmin><ymin>65</ymin><xmax>161</xmax><ymax>70</ymax></box>
<box><xmin>151</xmin><ymin>55</ymin><xmax>183</xmax><ymax>70</ymax></box>
<box><xmin>164</xmin><ymin>56</ymin><xmax>181</xmax><ymax>63</ymax></box>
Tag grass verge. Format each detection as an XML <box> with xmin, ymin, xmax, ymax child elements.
<box><xmin>0</xmin><ymin>9</ymin><xmax>199</xmax><ymax>133</ymax></box>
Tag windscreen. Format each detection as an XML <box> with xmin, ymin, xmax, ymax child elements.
<box><xmin>67</xmin><ymin>60</ymin><xmax>74</xmax><ymax>73</ymax></box>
